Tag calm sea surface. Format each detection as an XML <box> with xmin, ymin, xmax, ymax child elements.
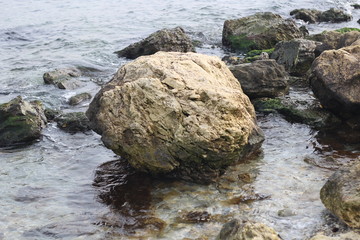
<box><xmin>1</xmin><ymin>1</ymin><xmax>360</xmax><ymax>239</ymax></box>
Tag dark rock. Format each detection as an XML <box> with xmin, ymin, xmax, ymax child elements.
<box><xmin>222</xmin><ymin>12</ymin><xmax>304</xmax><ymax>51</ymax></box>
<box><xmin>216</xmin><ymin>219</ymin><xmax>282</xmax><ymax>240</ymax></box>
<box><xmin>55</xmin><ymin>112</ymin><xmax>91</xmax><ymax>133</ymax></box>
<box><xmin>290</xmin><ymin>8</ymin><xmax>322</xmax><ymax>23</ymax></box>
<box><xmin>43</xmin><ymin>68</ymin><xmax>81</xmax><ymax>90</ymax></box>
<box><xmin>115</xmin><ymin>27</ymin><xmax>195</xmax><ymax>59</ymax></box>
<box><xmin>352</xmin><ymin>4</ymin><xmax>360</xmax><ymax>9</ymax></box>
<box><xmin>271</xmin><ymin>39</ymin><xmax>322</xmax><ymax>76</ymax></box>
<box><xmin>320</xmin><ymin>162</ymin><xmax>360</xmax><ymax>228</ymax></box>
<box><xmin>68</xmin><ymin>92</ymin><xmax>92</xmax><ymax>106</ymax></box>
<box><xmin>44</xmin><ymin>108</ymin><xmax>62</xmax><ymax>121</ymax></box>
<box><xmin>229</xmin><ymin>59</ymin><xmax>289</xmax><ymax>98</ymax></box>
<box><xmin>309</xmin><ymin>44</ymin><xmax>360</xmax><ymax>119</ymax></box>
<box><xmin>0</xmin><ymin>96</ymin><xmax>47</xmax><ymax>146</ymax></box>
<box><xmin>318</xmin><ymin>8</ymin><xmax>352</xmax><ymax>23</ymax></box>
<box><xmin>222</xmin><ymin>56</ymin><xmax>246</xmax><ymax>65</ymax></box>
<box><xmin>176</xmin><ymin>211</ymin><xmax>211</xmax><ymax>223</ymax></box>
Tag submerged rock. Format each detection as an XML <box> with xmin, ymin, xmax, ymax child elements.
<box><xmin>216</xmin><ymin>219</ymin><xmax>282</xmax><ymax>240</ymax></box>
<box><xmin>87</xmin><ymin>51</ymin><xmax>264</xmax><ymax>182</ymax></box>
<box><xmin>290</xmin><ymin>8</ymin><xmax>352</xmax><ymax>23</ymax></box>
<box><xmin>309</xmin><ymin>44</ymin><xmax>360</xmax><ymax>119</ymax></box>
<box><xmin>43</xmin><ymin>68</ymin><xmax>81</xmax><ymax>90</ymax></box>
<box><xmin>55</xmin><ymin>112</ymin><xmax>91</xmax><ymax>133</ymax></box>
<box><xmin>0</xmin><ymin>96</ymin><xmax>47</xmax><ymax>146</ymax></box>
<box><xmin>320</xmin><ymin>162</ymin><xmax>360</xmax><ymax>228</ymax></box>
<box><xmin>222</xmin><ymin>12</ymin><xmax>304</xmax><ymax>51</ymax></box>
<box><xmin>68</xmin><ymin>92</ymin><xmax>92</xmax><ymax>106</ymax></box>
<box><xmin>115</xmin><ymin>27</ymin><xmax>195</xmax><ymax>59</ymax></box>
<box><xmin>229</xmin><ymin>59</ymin><xmax>289</xmax><ymax>98</ymax></box>
<box><xmin>271</xmin><ymin>38</ymin><xmax>322</xmax><ymax>76</ymax></box>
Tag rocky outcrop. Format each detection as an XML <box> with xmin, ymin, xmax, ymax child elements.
<box><xmin>43</xmin><ymin>68</ymin><xmax>81</xmax><ymax>90</ymax></box>
<box><xmin>222</xmin><ymin>12</ymin><xmax>304</xmax><ymax>51</ymax></box>
<box><xmin>87</xmin><ymin>52</ymin><xmax>264</xmax><ymax>182</ymax></box>
<box><xmin>0</xmin><ymin>96</ymin><xmax>47</xmax><ymax>146</ymax></box>
<box><xmin>310</xmin><ymin>232</ymin><xmax>360</xmax><ymax>240</ymax></box>
<box><xmin>229</xmin><ymin>59</ymin><xmax>289</xmax><ymax>98</ymax></box>
<box><xmin>115</xmin><ymin>27</ymin><xmax>195</xmax><ymax>59</ymax></box>
<box><xmin>55</xmin><ymin>112</ymin><xmax>91</xmax><ymax>133</ymax></box>
<box><xmin>68</xmin><ymin>92</ymin><xmax>92</xmax><ymax>106</ymax></box>
<box><xmin>309</xmin><ymin>44</ymin><xmax>360</xmax><ymax>119</ymax></box>
<box><xmin>320</xmin><ymin>162</ymin><xmax>360</xmax><ymax>228</ymax></box>
<box><xmin>271</xmin><ymin>39</ymin><xmax>322</xmax><ymax>76</ymax></box>
<box><xmin>216</xmin><ymin>219</ymin><xmax>282</xmax><ymax>240</ymax></box>
<box><xmin>290</xmin><ymin>8</ymin><xmax>352</xmax><ymax>23</ymax></box>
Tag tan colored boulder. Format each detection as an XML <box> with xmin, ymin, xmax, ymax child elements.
<box><xmin>87</xmin><ymin>52</ymin><xmax>264</xmax><ymax>182</ymax></box>
<box><xmin>320</xmin><ymin>162</ymin><xmax>360</xmax><ymax>228</ymax></box>
<box><xmin>309</xmin><ymin>232</ymin><xmax>360</xmax><ymax>240</ymax></box>
<box><xmin>216</xmin><ymin>219</ymin><xmax>282</xmax><ymax>240</ymax></box>
<box><xmin>309</xmin><ymin>44</ymin><xmax>360</xmax><ymax>119</ymax></box>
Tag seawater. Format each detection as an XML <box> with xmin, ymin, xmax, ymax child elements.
<box><xmin>1</xmin><ymin>0</ymin><xmax>360</xmax><ymax>239</ymax></box>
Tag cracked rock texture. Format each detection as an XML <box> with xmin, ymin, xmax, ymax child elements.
<box><xmin>87</xmin><ymin>52</ymin><xmax>264</xmax><ymax>182</ymax></box>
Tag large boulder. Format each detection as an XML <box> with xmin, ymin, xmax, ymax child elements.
<box><xmin>271</xmin><ymin>39</ymin><xmax>322</xmax><ymax>76</ymax></box>
<box><xmin>222</xmin><ymin>12</ymin><xmax>304</xmax><ymax>51</ymax></box>
<box><xmin>309</xmin><ymin>44</ymin><xmax>360</xmax><ymax>119</ymax></box>
<box><xmin>0</xmin><ymin>96</ymin><xmax>47</xmax><ymax>147</ymax></box>
<box><xmin>229</xmin><ymin>59</ymin><xmax>289</xmax><ymax>98</ymax></box>
<box><xmin>87</xmin><ymin>52</ymin><xmax>264</xmax><ymax>182</ymax></box>
<box><xmin>216</xmin><ymin>219</ymin><xmax>282</xmax><ymax>240</ymax></box>
<box><xmin>320</xmin><ymin>162</ymin><xmax>360</xmax><ymax>228</ymax></box>
<box><xmin>115</xmin><ymin>27</ymin><xmax>195</xmax><ymax>59</ymax></box>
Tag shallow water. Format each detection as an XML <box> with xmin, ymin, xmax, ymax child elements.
<box><xmin>1</xmin><ymin>0</ymin><xmax>360</xmax><ymax>239</ymax></box>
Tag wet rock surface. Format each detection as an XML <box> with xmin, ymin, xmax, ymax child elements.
<box><xmin>54</xmin><ymin>112</ymin><xmax>91</xmax><ymax>133</ymax></box>
<box><xmin>229</xmin><ymin>59</ymin><xmax>289</xmax><ymax>98</ymax></box>
<box><xmin>68</xmin><ymin>92</ymin><xmax>92</xmax><ymax>106</ymax></box>
<box><xmin>320</xmin><ymin>162</ymin><xmax>360</xmax><ymax>228</ymax></box>
<box><xmin>290</xmin><ymin>8</ymin><xmax>352</xmax><ymax>23</ymax></box>
<box><xmin>87</xmin><ymin>51</ymin><xmax>264</xmax><ymax>182</ymax></box>
<box><xmin>43</xmin><ymin>68</ymin><xmax>81</xmax><ymax>90</ymax></box>
<box><xmin>216</xmin><ymin>219</ymin><xmax>282</xmax><ymax>240</ymax></box>
<box><xmin>0</xmin><ymin>96</ymin><xmax>47</xmax><ymax>147</ymax></box>
<box><xmin>222</xmin><ymin>12</ymin><xmax>304</xmax><ymax>51</ymax></box>
<box><xmin>115</xmin><ymin>27</ymin><xmax>195</xmax><ymax>59</ymax></box>
<box><xmin>271</xmin><ymin>38</ymin><xmax>322</xmax><ymax>76</ymax></box>
<box><xmin>309</xmin><ymin>44</ymin><xmax>360</xmax><ymax>119</ymax></box>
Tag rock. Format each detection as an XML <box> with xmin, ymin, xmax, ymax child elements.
<box><xmin>229</xmin><ymin>59</ymin><xmax>289</xmax><ymax>98</ymax></box>
<box><xmin>87</xmin><ymin>51</ymin><xmax>264</xmax><ymax>183</ymax></box>
<box><xmin>216</xmin><ymin>219</ymin><xmax>282</xmax><ymax>240</ymax></box>
<box><xmin>43</xmin><ymin>68</ymin><xmax>81</xmax><ymax>90</ymax></box>
<box><xmin>115</xmin><ymin>27</ymin><xmax>195</xmax><ymax>59</ymax></box>
<box><xmin>318</xmin><ymin>8</ymin><xmax>352</xmax><ymax>23</ymax></box>
<box><xmin>222</xmin><ymin>56</ymin><xmax>246</xmax><ymax>65</ymax></box>
<box><xmin>309</xmin><ymin>44</ymin><xmax>360</xmax><ymax>119</ymax></box>
<box><xmin>55</xmin><ymin>112</ymin><xmax>91</xmax><ymax>133</ymax></box>
<box><xmin>222</xmin><ymin>12</ymin><xmax>304</xmax><ymax>51</ymax></box>
<box><xmin>44</xmin><ymin>108</ymin><xmax>62</xmax><ymax>121</ymax></box>
<box><xmin>309</xmin><ymin>232</ymin><xmax>360</xmax><ymax>240</ymax></box>
<box><xmin>68</xmin><ymin>92</ymin><xmax>92</xmax><ymax>106</ymax></box>
<box><xmin>320</xmin><ymin>162</ymin><xmax>360</xmax><ymax>228</ymax></box>
<box><xmin>176</xmin><ymin>211</ymin><xmax>211</xmax><ymax>223</ymax></box>
<box><xmin>358</xmin><ymin>19</ymin><xmax>360</xmax><ymax>24</ymax></box>
<box><xmin>0</xmin><ymin>96</ymin><xmax>47</xmax><ymax>146</ymax></box>
<box><xmin>277</xmin><ymin>208</ymin><xmax>296</xmax><ymax>217</ymax></box>
<box><xmin>352</xmin><ymin>4</ymin><xmax>360</xmax><ymax>9</ymax></box>
<box><xmin>290</xmin><ymin>8</ymin><xmax>322</xmax><ymax>23</ymax></box>
<box><xmin>271</xmin><ymin>39</ymin><xmax>322</xmax><ymax>76</ymax></box>
<box><xmin>253</xmin><ymin>98</ymin><xmax>341</xmax><ymax>128</ymax></box>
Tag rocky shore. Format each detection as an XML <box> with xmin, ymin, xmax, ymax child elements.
<box><xmin>1</xmin><ymin>7</ymin><xmax>359</xmax><ymax>240</ymax></box>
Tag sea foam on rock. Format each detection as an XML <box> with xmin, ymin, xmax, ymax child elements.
<box><xmin>87</xmin><ymin>51</ymin><xmax>264</xmax><ymax>182</ymax></box>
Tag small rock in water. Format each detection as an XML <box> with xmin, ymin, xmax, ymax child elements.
<box><xmin>55</xmin><ymin>112</ymin><xmax>91</xmax><ymax>133</ymax></box>
<box><xmin>68</xmin><ymin>92</ymin><xmax>92</xmax><ymax>106</ymax></box>
<box><xmin>352</xmin><ymin>4</ymin><xmax>360</xmax><ymax>9</ymax></box>
<box><xmin>43</xmin><ymin>68</ymin><xmax>81</xmax><ymax>90</ymax></box>
<box><xmin>177</xmin><ymin>211</ymin><xmax>211</xmax><ymax>223</ymax></box>
<box><xmin>277</xmin><ymin>208</ymin><xmax>296</xmax><ymax>217</ymax></box>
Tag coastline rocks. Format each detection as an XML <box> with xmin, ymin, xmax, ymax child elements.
<box><xmin>55</xmin><ymin>112</ymin><xmax>91</xmax><ymax>133</ymax></box>
<box><xmin>290</xmin><ymin>8</ymin><xmax>352</xmax><ymax>23</ymax></box>
<box><xmin>271</xmin><ymin>39</ymin><xmax>322</xmax><ymax>76</ymax></box>
<box><xmin>68</xmin><ymin>92</ymin><xmax>92</xmax><ymax>106</ymax></box>
<box><xmin>310</xmin><ymin>232</ymin><xmax>360</xmax><ymax>240</ymax></box>
<box><xmin>309</xmin><ymin>44</ymin><xmax>360</xmax><ymax>119</ymax></box>
<box><xmin>0</xmin><ymin>96</ymin><xmax>47</xmax><ymax>146</ymax></box>
<box><xmin>222</xmin><ymin>12</ymin><xmax>304</xmax><ymax>51</ymax></box>
<box><xmin>87</xmin><ymin>51</ymin><xmax>264</xmax><ymax>182</ymax></box>
<box><xmin>229</xmin><ymin>59</ymin><xmax>289</xmax><ymax>98</ymax></box>
<box><xmin>115</xmin><ymin>27</ymin><xmax>195</xmax><ymax>59</ymax></box>
<box><xmin>320</xmin><ymin>162</ymin><xmax>360</xmax><ymax>228</ymax></box>
<box><xmin>43</xmin><ymin>68</ymin><xmax>81</xmax><ymax>90</ymax></box>
<box><xmin>216</xmin><ymin>219</ymin><xmax>282</xmax><ymax>240</ymax></box>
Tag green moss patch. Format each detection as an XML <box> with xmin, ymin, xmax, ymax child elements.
<box><xmin>228</xmin><ymin>34</ymin><xmax>257</xmax><ymax>51</ymax></box>
<box><xmin>335</xmin><ymin>27</ymin><xmax>360</xmax><ymax>33</ymax></box>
